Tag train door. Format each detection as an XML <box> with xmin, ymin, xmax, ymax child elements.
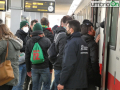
<box><xmin>101</xmin><ymin>0</ymin><xmax>119</xmax><ymax>90</ymax></box>
<box><xmin>107</xmin><ymin>4</ymin><xmax>119</xmax><ymax>90</ymax></box>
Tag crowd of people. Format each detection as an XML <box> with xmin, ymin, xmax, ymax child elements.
<box><xmin>0</xmin><ymin>15</ymin><xmax>103</xmax><ymax>90</ymax></box>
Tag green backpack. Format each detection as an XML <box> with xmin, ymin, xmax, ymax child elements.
<box><xmin>30</xmin><ymin>42</ymin><xmax>44</xmax><ymax>64</ymax></box>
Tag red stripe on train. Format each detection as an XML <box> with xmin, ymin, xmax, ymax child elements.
<box><xmin>99</xmin><ymin>64</ymin><xmax>102</xmax><ymax>75</ymax></box>
<box><xmin>107</xmin><ymin>72</ymin><xmax>120</xmax><ymax>90</ymax></box>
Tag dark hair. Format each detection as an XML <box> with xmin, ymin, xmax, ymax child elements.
<box><xmin>82</xmin><ymin>19</ymin><xmax>93</xmax><ymax>26</ymax></box>
<box><xmin>0</xmin><ymin>19</ymin><xmax>3</xmax><ymax>24</ymax></box>
<box><xmin>61</xmin><ymin>15</ymin><xmax>72</xmax><ymax>24</ymax></box>
<box><xmin>31</xmin><ymin>20</ymin><xmax>38</xmax><ymax>26</ymax></box>
<box><xmin>81</xmin><ymin>24</ymin><xmax>91</xmax><ymax>34</ymax></box>
<box><xmin>67</xmin><ymin>20</ymin><xmax>81</xmax><ymax>32</ymax></box>
<box><xmin>41</xmin><ymin>17</ymin><xmax>49</xmax><ymax>25</ymax></box>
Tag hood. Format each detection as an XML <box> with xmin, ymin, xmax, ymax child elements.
<box><xmin>31</xmin><ymin>36</ymin><xmax>42</xmax><ymax>43</ymax></box>
<box><xmin>43</xmin><ymin>27</ymin><xmax>53</xmax><ymax>34</ymax></box>
<box><xmin>82</xmin><ymin>34</ymin><xmax>94</xmax><ymax>42</ymax></box>
<box><xmin>8</xmin><ymin>37</ymin><xmax>23</xmax><ymax>50</ymax></box>
<box><xmin>16</xmin><ymin>29</ymin><xmax>27</xmax><ymax>36</ymax></box>
<box><xmin>55</xmin><ymin>26</ymin><xmax>66</xmax><ymax>34</ymax></box>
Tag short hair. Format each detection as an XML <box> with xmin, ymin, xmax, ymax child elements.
<box><xmin>41</xmin><ymin>17</ymin><xmax>49</xmax><ymax>25</ymax></box>
<box><xmin>0</xmin><ymin>19</ymin><xmax>3</xmax><ymax>24</ymax></box>
<box><xmin>81</xmin><ymin>24</ymin><xmax>91</xmax><ymax>34</ymax></box>
<box><xmin>61</xmin><ymin>15</ymin><xmax>72</xmax><ymax>24</ymax></box>
<box><xmin>67</xmin><ymin>20</ymin><xmax>81</xmax><ymax>32</ymax></box>
<box><xmin>31</xmin><ymin>20</ymin><xmax>38</xmax><ymax>26</ymax></box>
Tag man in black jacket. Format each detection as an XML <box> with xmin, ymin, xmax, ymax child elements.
<box><xmin>25</xmin><ymin>23</ymin><xmax>51</xmax><ymax>90</ymax></box>
<box><xmin>81</xmin><ymin>20</ymin><xmax>100</xmax><ymax>90</ymax></box>
<box><xmin>58</xmin><ymin>20</ymin><xmax>89</xmax><ymax>90</ymax></box>
<box><xmin>50</xmin><ymin>15</ymin><xmax>72</xmax><ymax>90</ymax></box>
<box><xmin>12</xmin><ymin>21</ymin><xmax>29</xmax><ymax>90</ymax></box>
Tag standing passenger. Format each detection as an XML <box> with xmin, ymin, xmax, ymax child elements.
<box><xmin>57</xmin><ymin>20</ymin><xmax>89</xmax><ymax>90</ymax></box>
<box><xmin>12</xmin><ymin>21</ymin><xmax>29</xmax><ymax>90</ymax></box>
<box><xmin>81</xmin><ymin>20</ymin><xmax>100</xmax><ymax>90</ymax></box>
<box><xmin>25</xmin><ymin>23</ymin><xmax>51</xmax><ymax>90</ymax></box>
<box><xmin>24</xmin><ymin>19</ymin><xmax>38</xmax><ymax>90</ymax></box>
<box><xmin>50</xmin><ymin>15</ymin><xmax>73</xmax><ymax>90</ymax></box>
<box><xmin>0</xmin><ymin>24</ymin><xmax>23</xmax><ymax>90</ymax></box>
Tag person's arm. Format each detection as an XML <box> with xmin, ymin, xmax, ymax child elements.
<box><xmin>59</xmin><ymin>43</ymin><xmax>77</xmax><ymax>85</ymax></box>
<box><xmin>25</xmin><ymin>40</ymin><xmax>31</xmax><ymax>77</ymax></box>
<box><xmin>0</xmin><ymin>41</ymin><xmax>6</xmax><ymax>55</ymax></box>
<box><xmin>16</xmin><ymin>33</ymin><xmax>26</xmax><ymax>52</ymax></box>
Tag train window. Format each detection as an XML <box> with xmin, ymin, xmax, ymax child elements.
<box><xmin>109</xmin><ymin>7</ymin><xmax>119</xmax><ymax>50</ymax></box>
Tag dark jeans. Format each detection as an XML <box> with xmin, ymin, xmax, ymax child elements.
<box><xmin>32</xmin><ymin>68</ymin><xmax>50</xmax><ymax>90</ymax></box>
<box><xmin>50</xmin><ymin>69</ymin><xmax>61</xmax><ymax>90</ymax></box>
<box><xmin>0</xmin><ymin>84</ymin><xmax>13</xmax><ymax>90</ymax></box>
<box><xmin>12</xmin><ymin>64</ymin><xmax>27</xmax><ymax>90</ymax></box>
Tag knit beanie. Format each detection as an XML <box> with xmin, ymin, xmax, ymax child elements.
<box><xmin>33</xmin><ymin>23</ymin><xmax>43</xmax><ymax>32</ymax></box>
<box><xmin>20</xmin><ymin>21</ymin><xmax>29</xmax><ymax>29</ymax></box>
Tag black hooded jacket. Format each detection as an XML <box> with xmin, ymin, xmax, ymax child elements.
<box><xmin>53</xmin><ymin>26</ymin><xmax>67</xmax><ymax>70</ymax></box>
<box><xmin>43</xmin><ymin>27</ymin><xmax>54</xmax><ymax>70</ymax></box>
<box><xmin>81</xmin><ymin>34</ymin><xmax>99</xmax><ymax>83</ymax></box>
<box><xmin>25</xmin><ymin>33</ymin><xmax>51</xmax><ymax>72</ymax></box>
<box><xmin>16</xmin><ymin>29</ymin><xmax>27</xmax><ymax>52</ymax></box>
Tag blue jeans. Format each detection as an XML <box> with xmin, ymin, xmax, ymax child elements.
<box><xmin>39</xmin><ymin>73</ymin><xmax>52</xmax><ymax>90</ymax></box>
<box><xmin>12</xmin><ymin>64</ymin><xmax>27</xmax><ymax>90</ymax></box>
<box><xmin>32</xmin><ymin>68</ymin><xmax>50</xmax><ymax>90</ymax></box>
<box><xmin>50</xmin><ymin>70</ymin><xmax>61</xmax><ymax>90</ymax></box>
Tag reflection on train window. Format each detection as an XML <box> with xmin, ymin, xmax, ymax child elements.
<box><xmin>109</xmin><ymin>7</ymin><xmax>119</xmax><ymax>50</ymax></box>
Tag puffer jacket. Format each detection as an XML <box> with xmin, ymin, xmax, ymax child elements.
<box><xmin>0</xmin><ymin>37</ymin><xmax>23</xmax><ymax>86</ymax></box>
<box><xmin>53</xmin><ymin>26</ymin><xmax>66</xmax><ymax>70</ymax></box>
<box><xmin>43</xmin><ymin>27</ymin><xmax>54</xmax><ymax>70</ymax></box>
<box><xmin>81</xmin><ymin>34</ymin><xmax>99</xmax><ymax>84</ymax></box>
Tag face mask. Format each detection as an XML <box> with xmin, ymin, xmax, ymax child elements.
<box><xmin>23</xmin><ymin>27</ymin><xmax>29</xmax><ymax>33</ymax></box>
<box><xmin>63</xmin><ymin>27</ymin><xmax>66</xmax><ymax>29</ymax></box>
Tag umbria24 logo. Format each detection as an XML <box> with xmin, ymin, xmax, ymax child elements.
<box><xmin>91</xmin><ymin>1</ymin><xmax>119</xmax><ymax>7</ymax></box>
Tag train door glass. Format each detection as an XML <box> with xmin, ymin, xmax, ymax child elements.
<box><xmin>109</xmin><ymin>7</ymin><xmax>119</xmax><ymax>50</ymax></box>
<box><xmin>101</xmin><ymin>6</ymin><xmax>112</xmax><ymax>90</ymax></box>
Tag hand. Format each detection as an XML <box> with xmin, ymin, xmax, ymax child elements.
<box><xmin>57</xmin><ymin>84</ymin><xmax>64</xmax><ymax>90</ymax></box>
<box><xmin>96</xmin><ymin>34</ymin><xmax>100</xmax><ymax>43</ymax></box>
<box><xmin>50</xmin><ymin>69</ymin><xmax>53</xmax><ymax>74</ymax></box>
<box><xmin>27</xmin><ymin>71</ymin><xmax>31</xmax><ymax>77</ymax></box>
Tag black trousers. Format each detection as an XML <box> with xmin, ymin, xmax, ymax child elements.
<box><xmin>23</xmin><ymin>75</ymin><xmax>32</xmax><ymax>90</ymax></box>
<box><xmin>0</xmin><ymin>84</ymin><xmax>13</xmax><ymax>90</ymax></box>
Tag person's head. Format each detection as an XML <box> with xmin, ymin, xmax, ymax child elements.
<box><xmin>30</xmin><ymin>20</ymin><xmax>38</xmax><ymax>30</ymax></box>
<box><xmin>41</xmin><ymin>17</ymin><xmax>49</xmax><ymax>26</ymax></box>
<box><xmin>0</xmin><ymin>19</ymin><xmax>3</xmax><ymax>24</ymax></box>
<box><xmin>20</xmin><ymin>21</ymin><xmax>29</xmax><ymax>33</ymax></box>
<box><xmin>61</xmin><ymin>15</ymin><xmax>73</xmax><ymax>28</ymax></box>
<box><xmin>32</xmin><ymin>23</ymin><xmax>44</xmax><ymax>37</ymax></box>
<box><xmin>52</xmin><ymin>25</ymin><xmax>58</xmax><ymax>34</ymax></box>
<box><xmin>66</xmin><ymin>20</ymin><xmax>81</xmax><ymax>35</ymax></box>
<box><xmin>81</xmin><ymin>23</ymin><xmax>95</xmax><ymax>36</ymax></box>
<box><xmin>0</xmin><ymin>24</ymin><xmax>16</xmax><ymax>40</ymax></box>
<box><xmin>82</xmin><ymin>19</ymin><xmax>93</xmax><ymax>27</ymax></box>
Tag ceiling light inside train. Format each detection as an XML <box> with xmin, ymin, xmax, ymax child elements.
<box><xmin>67</xmin><ymin>0</ymin><xmax>82</xmax><ymax>15</ymax></box>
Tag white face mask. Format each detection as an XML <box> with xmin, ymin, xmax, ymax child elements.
<box><xmin>23</xmin><ymin>27</ymin><xmax>29</xmax><ymax>33</ymax></box>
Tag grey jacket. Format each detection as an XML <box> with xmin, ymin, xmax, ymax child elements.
<box><xmin>0</xmin><ymin>37</ymin><xmax>23</xmax><ymax>86</ymax></box>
